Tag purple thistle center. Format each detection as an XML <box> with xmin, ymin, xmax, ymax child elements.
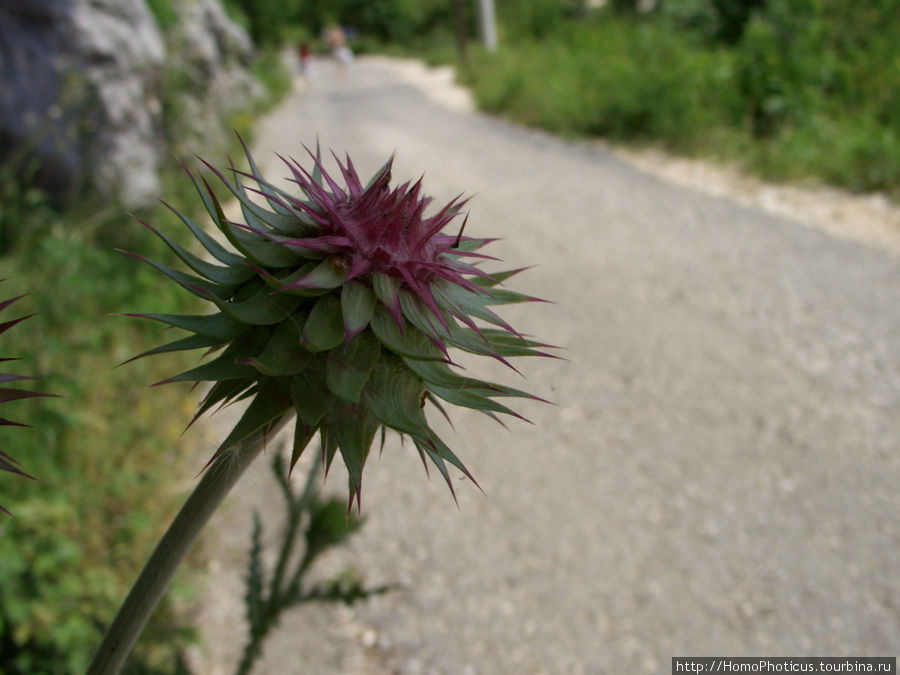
<box><xmin>285</xmin><ymin>151</ymin><xmax>485</xmax><ymax>289</ymax></box>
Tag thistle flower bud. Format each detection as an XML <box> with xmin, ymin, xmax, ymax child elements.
<box><xmin>130</xmin><ymin>140</ymin><xmax>554</xmax><ymax>508</ymax></box>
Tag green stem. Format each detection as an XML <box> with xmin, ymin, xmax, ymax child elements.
<box><xmin>267</xmin><ymin>451</ymin><xmax>321</xmax><ymax>609</ymax></box>
<box><xmin>236</xmin><ymin>452</ymin><xmax>322</xmax><ymax>675</ymax></box>
<box><xmin>87</xmin><ymin>421</ymin><xmax>285</xmax><ymax>675</ymax></box>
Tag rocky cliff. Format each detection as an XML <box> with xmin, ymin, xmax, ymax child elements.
<box><xmin>165</xmin><ymin>0</ymin><xmax>264</xmax><ymax>156</ymax></box>
<box><xmin>0</xmin><ymin>0</ymin><xmax>262</xmax><ymax>208</ymax></box>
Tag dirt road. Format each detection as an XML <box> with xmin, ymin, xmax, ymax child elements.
<box><xmin>186</xmin><ymin>57</ymin><xmax>900</xmax><ymax>674</ymax></box>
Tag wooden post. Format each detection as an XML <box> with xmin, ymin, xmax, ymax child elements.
<box><xmin>455</xmin><ymin>0</ymin><xmax>469</xmax><ymax>65</ymax></box>
<box><xmin>477</xmin><ymin>0</ymin><xmax>498</xmax><ymax>52</ymax></box>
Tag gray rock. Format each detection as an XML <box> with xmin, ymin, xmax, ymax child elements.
<box><xmin>165</xmin><ymin>0</ymin><xmax>265</xmax><ymax>155</ymax></box>
<box><xmin>0</xmin><ymin>0</ymin><xmax>262</xmax><ymax>209</ymax></box>
<box><xmin>0</xmin><ymin>0</ymin><xmax>166</xmax><ymax>207</ymax></box>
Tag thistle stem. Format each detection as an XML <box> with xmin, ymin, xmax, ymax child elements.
<box><xmin>87</xmin><ymin>421</ymin><xmax>287</xmax><ymax>675</ymax></box>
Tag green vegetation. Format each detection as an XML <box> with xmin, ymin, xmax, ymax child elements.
<box><xmin>0</xmin><ymin>4</ymin><xmax>294</xmax><ymax>669</ymax></box>
<box><xmin>221</xmin><ymin>0</ymin><xmax>468</xmax><ymax>51</ymax></box>
<box><xmin>237</xmin><ymin>453</ymin><xmax>390</xmax><ymax>675</ymax></box>
<box><xmin>466</xmin><ymin>18</ymin><xmax>740</xmax><ymax>149</ymax></box>
<box><xmin>458</xmin><ymin>0</ymin><xmax>899</xmax><ymax>196</ymax></box>
<box><xmin>0</xmin><ymin>165</ymin><xmax>203</xmax><ymax>672</ymax></box>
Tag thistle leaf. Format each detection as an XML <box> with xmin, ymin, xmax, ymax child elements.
<box><xmin>341</xmin><ymin>282</ymin><xmax>377</xmax><ymax>341</ymax></box>
<box><xmin>136</xmin><ymin>217</ymin><xmax>255</xmax><ymax>287</ymax></box>
<box><xmin>224</xmin><ymin>153</ymin><xmax>316</xmax><ymax>235</ymax></box>
<box><xmin>432</xmin><ymin>278</ymin><xmax>519</xmax><ymax>334</ymax></box>
<box><xmin>159</xmin><ymin>350</ymin><xmax>259</xmax><ymax>384</ymax></box>
<box><xmin>481</xmin><ymin>287</ymin><xmax>545</xmax><ymax>306</ymax></box>
<box><xmin>126</xmin><ymin>312</ymin><xmax>244</xmax><ymax>341</ymax></box>
<box><xmin>196</xmin><ymin>172</ymin><xmax>300</xmax><ymax>268</ymax></box>
<box><xmin>291</xmin><ymin>358</ymin><xmax>333</xmax><ymax>426</ymax></box>
<box><xmin>479</xmin><ymin>329</ymin><xmax>560</xmax><ymax>358</ymax></box>
<box><xmin>282</xmin><ymin>258</ymin><xmax>347</xmax><ymax>292</ymax></box>
<box><xmin>124</xmin><ymin>251</ymin><xmax>227</xmax><ymax>298</ymax></box>
<box><xmin>412</xmin><ymin>439</ymin><xmax>457</xmax><ymax>500</ymax></box>
<box><xmin>221</xmin><ymin>225</ymin><xmax>301</xmax><ymax>269</ymax></box>
<box><xmin>363</xmin><ymin>358</ymin><xmax>429</xmax><ymax>438</ymax></box>
<box><xmin>255</xmin><ymin>262</ymin><xmax>333</xmax><ymax>297</ymax></box>
<box><xmin>160</xmin><ymin>329</ymin><xmax>272</xmax><ymax>385</ymax></box>
<box><xmin>289</xmin><ymin>420</ymin><xmax>318</xmax><ymax>475</ymax></box>
<box><xmin>369</xmin><ymin>306</ymin><xmax>444</xmax><ymax>362</ymax></box>
<box><xmin>420</xmin><ymin>431</ymin><xmax>479</xmax><ymax>489</ymax></box>
<box><xmin>0</xmin><ymin>374</ymin><xmax>34</xmax><ymax>385</ymax></box>
<box><xmin>208</xmin><ymin>382</ymin><xmax>292</xmax><ymax>466</ymax></box>
<box><xmin>240</xmin><ymin>320</ymin><xmax>311</xmax><ymax>377</ymax></box>
<box><xmin>371</xmin><ymin>272</ymin><xmax>403</xmax><ymax>325</ymax></box>
<box><xmin>330</xmin><ymin>400</ymin><xmax>380</xmax><ymax>509</ymax></box>
<box><xmin>470</xmin><ymin>267</ymin><xmax>532</xmax><ymax>288</ymax></box>
<box><xmin>0</xmin><ymin>291</ymin><xmax>52</xmax><ymax>514</ymax></box>
<box><xmin>0</xmin><ymin>294</ymin><xmax>26</xmax><ymax>314</ymax></box>
<box><xmin>0</xmin><ymin>450</ymin><xmax>34</xmax><ymax>480</ymax></box>
<box><xmin>123</xmin><ymin>333</ymin><xmax>223</xmax><ymax>364</ymax></box>
<box><xmin>300</xmin><ymin>296</ymin><xmax>344</xmax><ymax>352</ymax></box>
<box><xmin>443</xmin><ymin>236</ymin><xmax>496</xmax><ymax>253</ymax></box>
<box><xmin>198</xmin><ymin>286</ymin><xmax>303</xmax><ymax>326</ymax></box>
<box><xmin>0</xmin><ymin>388</ymin><xmax>54</xmax><ymax>404</ymax></box>
<box><xmin>319</xmin><ymin>425</ymin><xmax>340</xmax><ymax>477</ymax></box>
<box><xmin>237</xmin><ymin>134</ymin><xmax>304</xmax><ymax>217</ymax></box>
<box><xmin>427</xmin><ymin>384</ymin><xmax>530</xmax><ymax>422</ymax></box>
<box><xmin>402</xmin><ymin>358</ymin><xmax>544</xmax><ymax>401</ymax></box>
<box><xmin>326</xmin><ymin>331</ymin><xmax>380</xmax><ymax>403</ymax></box>
<box><xmin>191</xmin><ymin>378</ymin><xmax>256</xmax><ymax>428</ymax></box>
<box><xmin>0</xmin><ymin>314</ymin><xmax>33</xmax><ymax>338</ymax></box>
<box><xmin>161</xmin><ymin>200</ymin><xmax>246</xmax><ymax>266</ymax></box>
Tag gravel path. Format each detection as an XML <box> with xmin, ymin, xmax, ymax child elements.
<box><xmin>184</xmin><ymin>56</ymin><xmax>900</xmax><ymax>674</ymax></box>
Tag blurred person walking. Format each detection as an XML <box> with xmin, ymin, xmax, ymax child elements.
<box><xmin>326</xmin><ymin>25</ymin><xmax>353</xmax><ymax>76</ymax></box>
<box><xmin>297</xmin><ymin>42</ymin><xmax>315</xmax><ymax>80</ymax></box>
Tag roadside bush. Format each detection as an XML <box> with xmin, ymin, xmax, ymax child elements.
<box><xmin>750</xmin><ymin>113</ymin><xmax>900</xmax><ymax>197</ymax></box>
<box><xmin>711</xmin><ymin>0</ymin><xmax>766</xmax><ymax>43</ymax></box>
<box><xmin>465</xmin><ymin>46</ymin><xmax>526</xmax><ymax>114</ymax></box>
<box><xmin>468</xmin><ymin>19</ymin><xmax>738</xmax><ymax>149</ymax></box>
<box><xmin>661</xmin><ymin>0</ymin><xmax>721</xmax><ymax>39</ymax></box>
<box><xmin>735</xmin><ymin>13</ymin><xmax>799</xmax><ymax>137</ymax></box>
<box><xmin>731</xmin><ymin>0</ymin><xmax>900</xmax><ymax>192</ymax></box>
<box><xmin>580</xmin><ymin>21</ymin><xmax>739</xmax><ymax>146</ymax></box>
<box><xmin>224</xmin><ymin>0</ymin><xmax>465</xmax><ymax>47</ymax></box>
<box><xmin>496</xmin><ymin>0</ymin><xmax>570</xmax><ymax>39</ymax></box>
<box><xmin>455</xmin><ymin>1</ymin><xmax>898</xmax><ymax>196</ymax></box>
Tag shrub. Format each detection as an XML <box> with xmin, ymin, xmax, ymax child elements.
<box><xmin>454</xmin><ymin>2</ymin><xmax>897</xmax><ymax>196</ymax></box>
<box><xmin>750</xmin><ymin>113</ymin><xmax>900</xmax><ymax>196</ymax></box>
<box><xmin>496</xmin><ymin>0</ymin><xmax>570</xmax><ymax>39</ymax></box>
<box><xmin>468</xmin><ymin>18</ymin><xmax>739</xmax><ymax>149</ymax></box>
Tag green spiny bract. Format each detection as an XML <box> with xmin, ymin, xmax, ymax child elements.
<box><xmin>129</xmin><ymin>140</ymin><xmax>553</xmax><ymax>508</ymax></box>
<box><xmin>0</xmin><ymin>288</ymin><xmax>53</xmax><ymax>515</ymax></box>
